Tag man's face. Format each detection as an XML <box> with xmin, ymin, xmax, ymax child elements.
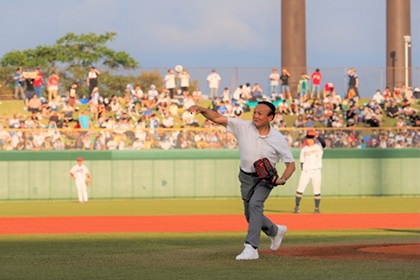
<box><xmin>306</xmin><ymin>138</ymin><xmax>315</xmax><ymax>146</ymax></box>
<box><xmin>252</xmin><ymin>104</ymin><xmax>273</xmax><ymax>127</ymax></box>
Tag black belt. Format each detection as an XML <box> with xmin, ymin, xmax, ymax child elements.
<box><xmin>240</xmin><ymin>169</ymin><xmax>258</xmax><ymax>177</ymax></box>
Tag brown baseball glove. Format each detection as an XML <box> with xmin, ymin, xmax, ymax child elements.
<box><xmin>253</xmin><ymin>158</ymin><xmax>279</xmax><ymax>186</ymax></box>
<box><xmin>85</xmin><ymin>178</ymin><xmax>91</xmax><ymax>187</ymax></box>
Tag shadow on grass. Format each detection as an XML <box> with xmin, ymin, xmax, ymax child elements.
<box><xmin>378</xmin><ymin>228</ymin><xmax>420</xmax><ymax>234</ymax></box>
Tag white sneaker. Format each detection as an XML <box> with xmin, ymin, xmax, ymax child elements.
<box><xmin>235</xmin><ymin>243</ymin><xmax>259</xmax><ymax>260</ymax></box>
<box><xmin>270</xmin><ymin>225</ymin><xmax>287</xmax><ymax>251</ymax></box>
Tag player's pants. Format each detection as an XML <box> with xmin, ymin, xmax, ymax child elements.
<box><xmin>297</xmin><ymin>169</ymin><xmax>321</xmax><ymax>195</ymax></box>
<box><xmin>75</xmin><ymin>180</ymin><xmax>89</xmax><ymax>203</ymax></box>
<box><xmin>239</xmin><ymin>170</ymin><xmax>278</xmax><ymax>248</ymax></box>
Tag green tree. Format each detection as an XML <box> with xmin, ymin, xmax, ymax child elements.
<box><xmin>0</xmin><ymin>32</ymin><xmax>138</xmax><ymax>69</ymax></box>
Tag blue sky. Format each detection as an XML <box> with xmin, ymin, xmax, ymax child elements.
<box><xmin>1</xmin><ymin>0</ymin><xmax>419</xmax><ymax>68</ymax></box>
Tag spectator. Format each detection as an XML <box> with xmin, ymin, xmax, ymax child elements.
<box><xmin>78</xmin><ymin>110</ymin><xmax>92</xmax><ymax>129</ymax></box>
<box><xmin>161</xmin><ymin>114</ymin><xmax>174</xmax><ymax>128</ymax></box>
<box><xmin>386</xmin><ymin>101</ymin><xmax>400</xmax><ymax>118</ymax></box>
<box><xmin>62</xmin><ymin>102</ymin><xmax>75</xmax><ymax>122</ymax></box>
<box><xmin>371</xmin><ymin>89</ymin><xmax>385</xmax><ymax>109</ymax></box>
<box><xmin>408</xmin><ymin>111</ymin><xmax>420</xmax><ymax>127</ymax></box>
<box><xmin>232</xmin><ymin>85</ymin><xmax>243</xmax><ymax>102</ymax></box>
<box><xmin>110</xmin><ymin>95</ymin><xmax>124</xmax><ymax>117</ymax></box>
<box><xmin>280</xmin><ymin>68</ymin><xmax>291</xmax><ymax>101</ymax></box>
<box><xmin>181</xmin><ymin>111</ymin><xmax>198</xmax><ymax>127</ymax></box>
<box><xmin>164</xmin><ymin>69</ymin><xmax>176</xmax><ymax>99</ymax></box>
<box><xmin>183</xmin><ymin>94</ymin><xmax>195</xmax><ymax>111</ymax></box>
<box><xmin>277</xmin><ymin>100</ymin><xmax>290</xmax><ymax>115</ymax></box>
<box><xmin>382</xmin><ymin>86</ymin><xmax>392</xmax><ymax>102</ymax></box>
<box><xmin>241</xmin><ymin>83</ymin><xmax>252</xmax><ymax>100</ymax></box>
<box><xmin>48</xmin><ymin>111</ymin><xmax>59</xmax><ymax>128</ymax></box>
<box><xmin>47</xmin><ymin>71</ymin><xmax>59</xmax><ymax>102</ymax></box>
<box><xmin>147</xmin><ymin>85</ymin><xmax>159</xmax><ymax>109</ymax></box>
<box><xmin>148</xmin><ymin>113</ymin><xmax>160</xmax><ymax>130</ymax></box>
<box><xmin>310</xmin><ymin>68</ymin><xmax>322</xmax><ymax>99</ymax></box>
<box><xmin>13</xmin><ymin>68</ymin><xmax>25</xmax><ymax>100</ymax></box>
<box><xmin>392</xmin><ymin>90</ymin><xmax>403</xmax><ymax>103</ymax></box>
<box><xmin>192</xmin><ymin>88</ymin><xmax>203</xmax><ymax>104</ymax></box>
<box><xmin>313</xmin><ymin>103</ymin><xmax>326</xmax><ymax>125</ymax></box>
<box><xmin>178</xmin><ymin>70</ymin><xmax>191</xmax><ymax>96</ymax></box>
<box><xmin>23</xmin><ymin>73</ymin><xmax>35</xmax><ymax>111</ymax></box>
<box><xmin>297</xmin><ymin>73</ymin><xmax>310</xmax><ymax>103</ymax></box>
<box><xmin>27</xmin><ymin>94</ymin><xmax>42</xmax><ymax>114</ymax></box>
<box><xmin>402</xmin><ymin>100</ymin><xmax>415</xmax><ymax>118</ymax></box>
<box><xmin>217</xmin><ymin>101</ymin><xmax>228</xmax><ymax>116</ymax></box>
<box><xmin>347</xmin><ymin>68</ymin><xmax>359</xmax><ymax>101</ymax></box>
<box><xmin>86</xmin><ymin>66</ymin><xmax>101</xmax><ymax>96</ymax></box>
<box><xmin>324</xmin><ymin>82</ymin><xmax>335</xmax><ymax>98</ymax></box>
<box><xmin>345</xmin><ymin>106</ymin><xmax>358</xmax><ymax>126</ymax></box>
<box><xmin>66</xmin><ymin>82</ymin><xmax>79</xmax><ymax>110</ymax></box>
<box><xmin>251</xmin><ymin>83</ymin><xmax>263</xmax><ymax>101</ymax></box>
<box><xmin>367</xmin><ymin>113</ymin><xmax>380</xmax><ymax>127</ymax></box>
<box><xmin>232</xmin><ymin>103</ymin><xmax>243</xmax><ymax>118</ymax></box>
<box><xmin>157</xmin><ymin>91</ymin><xmax>170</xmax><ymax>117</ymax></box>
<box><xmin>33</xmin><ymin>68</ymin><xmax>43</xmax><ymax>99</ymax></box>
<box><xmin>395</xmin><ymin>117</ymin><xmax>407</xmax><ymax>131</ymax></box>
<box><xmin>206</xmin><ymin>69</ymin><xmax>221</xmax><ymax>99</ymax></box>
<box><xmin>269</xmin><ymin>68</ymin><xmax>280</xmax><ymax>96</ymax></box>
<box><xmin>221</xmin><ymin>87</ymin><xmax>231</xmax><ymax>102</ymax></box>
<box><xmin>294</xmin><ymin>115</ymin><xmax>306</xmax><ymax>128</ymax></box>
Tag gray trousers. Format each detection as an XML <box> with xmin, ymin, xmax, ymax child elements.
<box><xmin>15</xmin><ymin>85</ymin><xmax>25</xmax><ymax>99</ymax></box>
<box><xmin>238</xmin><ymin>170</ymin><xmax>278</xmax><ymax>248</ymax></box>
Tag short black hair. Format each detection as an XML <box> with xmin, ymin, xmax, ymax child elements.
<box><xmin>258</xmin><ymin>101</ymin><xmax>276</xmax><ymax>117</ymax></box>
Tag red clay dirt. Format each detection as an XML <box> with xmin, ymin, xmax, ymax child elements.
<box><xmin>1</xmin><ymin>213</ymin><xmax>419</xmax><ymax>261</ymax></box>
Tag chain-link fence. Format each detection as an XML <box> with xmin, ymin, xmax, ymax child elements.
<box><xmin>1</xmin><ymin>66</ymin><xmax>419</xmax><ymax>99</ymax></box>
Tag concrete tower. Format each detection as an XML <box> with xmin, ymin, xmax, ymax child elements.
<box><xmin>281</xmin><ymin>0</ymin><xmax>306</xmax><ymax>97</ymax></box>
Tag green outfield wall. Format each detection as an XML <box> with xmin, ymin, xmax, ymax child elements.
<box><xmin>0</xmin><ymin>149</ymin><xmax>419</xmax><ymax>200</ymax></box>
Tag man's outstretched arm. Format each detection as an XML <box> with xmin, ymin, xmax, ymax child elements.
<box><xmin>188</xmin><ymin>105</ymin><xmax>228</xmax><ymax>127</ymax></box>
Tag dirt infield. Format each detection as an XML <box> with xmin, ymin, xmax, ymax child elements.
<box><xmin>1</xmin><ymin>213</ymin><xmax>418</xmax><ymax>234</ymax></box>
<box><xmin>270</xmin><ymin>243</ymin><xmax>420</xmax><ymax>261</ymax></box>
<box><xmin>1</xmin><ymin>213</ymin><xmax>419</xmax><ymax>261</ymax></box>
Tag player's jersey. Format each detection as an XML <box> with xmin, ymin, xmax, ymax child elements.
<box><xmin>70</xmin><ymin>164</ymin><xmax>90</xmax><ymax>182</ymax></box>
<box><xmin>300</xmin><ymin>143</ymin><xmax>323</xmax><ymax>170</ymax></box>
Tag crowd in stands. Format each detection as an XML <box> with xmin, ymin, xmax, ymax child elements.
<box><xmin>2</xmin><ymin>67</ymin><xmax>420</xmax><ymax>151</ymax></box>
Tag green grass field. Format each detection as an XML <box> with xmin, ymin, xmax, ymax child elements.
<box><xmin>0</xmin><ymin>197</ymin><xmax>419</xmax><ymax>216</ymax></box>
<box><xmin>0</xmin><ymin>197</ymin><xmax>419</xmax><ymax>280</ymax></box>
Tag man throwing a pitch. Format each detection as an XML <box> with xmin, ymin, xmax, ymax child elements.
<box><xmin>188</xmin><ymin>101</ymin><xmax>296</xmax><ymax>260</ymax></box>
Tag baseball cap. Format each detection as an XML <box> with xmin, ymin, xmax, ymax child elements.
<box><xmin>77</xmin><ymin>157</ymin><xmax>83</xmax><ymax>161</ymax></box>
<box><xmin>306</xmin><ymin>129</ymin><xmax>318</xmax><ymax>138</ymax></box>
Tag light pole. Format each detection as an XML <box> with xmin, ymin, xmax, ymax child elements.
<box><xmin>403</xmin><ymin>35</ymin><xmax>411</xmax><ymax>87</ymax></box>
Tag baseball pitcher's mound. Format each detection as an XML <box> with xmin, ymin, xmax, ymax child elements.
<box><xmin>271</xmin><ymin>243</ymin><xmax>420</xmax><ymax>261</ymax></box>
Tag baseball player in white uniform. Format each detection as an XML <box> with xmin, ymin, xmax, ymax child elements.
<box><xmin>70</xmin><ymin>157</ymin><xmax>91</xmax><ymax>203</ymax></box>
<box><xmin>294</xmin><ymin>129</ymin><xmax>326</xmax><ymax>214</ymax></box>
